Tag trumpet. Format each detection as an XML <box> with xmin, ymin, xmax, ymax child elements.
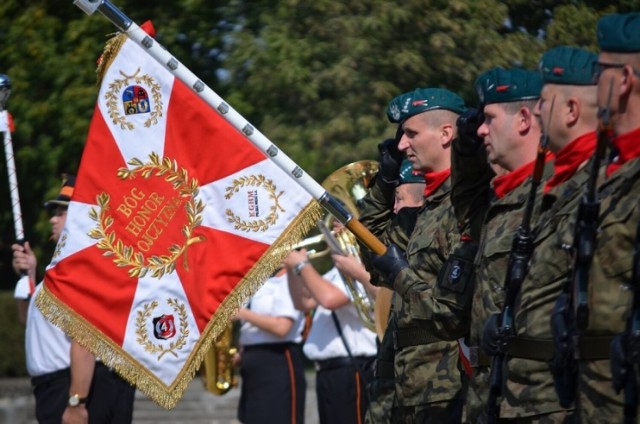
<box><xmin>320</xmin><ymin>160</ymin><xmax>381</xmax><ymax>332</ymax></box>
<box><xmin>320</xmin><ymin>220</ymin><xmax>378</xmax><ymax>332</ymax></box>
<box><xmin>200</xmin><ymin>323</ymin><xmax>238</xmax><ymax>395</ymax></box>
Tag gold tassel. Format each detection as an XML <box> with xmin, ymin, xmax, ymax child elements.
<box><xmin>96</xmin><ymin>32</ymin><xmax>128</xmax><ymax>86</ymax></box>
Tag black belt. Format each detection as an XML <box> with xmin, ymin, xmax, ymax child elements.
<box><xmin>574</xmin><ymin>335</ymin><xmax>614</xmax><ymax>360</ymax></box>
<box><xmin>507</xmin><ymin>335</ymin><xmax>614</xmax><ymax>361</ymax></box>
<box><xmin>243</xmin><ymin>342</ymin><xmax>299</xmax><ymax>352</ymax></box>
<box><xmin>31</xmin><ymin>362</ymin><xmax>114</xmax><ymax>388</ymax></box>
<box><xmin>31</xmin><ymin>367</ymin><xmax>70</xmax><ymax>388</ymax></box>
<box><xmin>393</xmin><ymin>328</ymin><xmax>440</xmax><ymax>350</ymax></box>
<box><xmin>508</xmin><ymin>337</ymin><xmax>555</xmax><ymax>361</ymax></box>
<box><xmin>315</xmin><ymin>356</ymin><xmax>373</xmax><ymax>372</ymax></box>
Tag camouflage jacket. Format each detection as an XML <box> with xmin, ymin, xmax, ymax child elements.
<box><xmin>500</xmin><ymin>161</ymin><xmax>592</xmax><ymax>417</ymax></box>
<box><xmin>359</xmin><ymin>174</ymin><xmax>470</xmax><ymax>407</ymax></box>
<box><xmin>460</xmin><ymin>161</ymin><xmax>552</xmax><ymax>421</ymax></box>
<box><xmin>588</xmin><ymin>157</ymin><xmax>640</xmax><ymax>335</ymax></box>
<box><xmin>570</xmin><ymin>155</ymin><xmax>640</xmax><ymax>421</ymax></box>
<box><xmin>468</xmin><ymin>167</ymin><xmax>552</xmax><ymax>349</ymax></box>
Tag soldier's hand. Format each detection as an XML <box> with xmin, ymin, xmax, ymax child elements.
<box><xmin>370</xmin><ymin>244</ymin><xmax>407</xmax><ymax>289</ymax></box>
<box><xmin>455</xmin><ymin>108</ymin><xmax>485</xmax><ymax>156</ymax></box>
<box><xmin>610</xmin><ymin>333</ymin><xmax>629</xmax><ymax>393</ymax></box>
<box><xmin>481</xmin><ymin>313</ymin><xmax>501</xmax><ymax>356</ymax></box>
<box><xmin>11</xmin><ymin>242</ymin><xmax>37</xmax><ymax>280</ymax></box>
<box><xmin>377</xmin><ymin>131</ymin><xmax>404</xmax><ymax>184</ymax></box>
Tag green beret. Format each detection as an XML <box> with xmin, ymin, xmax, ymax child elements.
<box><xmin>539</xmin><ymin>46</ymin><xmax>597</xmax><ymax>85</ymax></box>
<box><xmin>386</xmin><ymin>91</ymin><xmax>413</xmax><ymax>123</ymax></box>
<box><xmin>404</xmin><ymin>88</ymin><xmax>467</xmax><ymax>117</ymax></box>
<box><xmin>475</xmin><ymin>67</ymin><xmax>542</xmax><ymax>105</ymax></box>
<box><xmin>387</xmin><ymin>88</ymin><xmax>465</xmax><ymax>123</ymax></box>
<box><xmin>597</xmin><ymin>13</ymin><xmax>640</xmax><ymax>53</ymax></box>
<box><xmin>398</xmin><ymin>159</ymin><xmax>424</xmax><ymax>185</ymax></box>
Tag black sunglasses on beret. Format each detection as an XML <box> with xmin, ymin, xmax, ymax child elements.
<box><xmin>593</xmin><ymin>61</ymin><xmax>640</xmax><ymax>82</ymax></box>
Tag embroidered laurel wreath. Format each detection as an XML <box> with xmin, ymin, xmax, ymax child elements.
<box><xmin>88</xmin><ymin>153</ymin><xmax>205</xmax><ymax>278</ymax></box>
<box><xmin>135</xmin><ymin>298</ymin><xmax>190</xmax><ymax>360</ymax></box>
<box><xmin>52</xmin><ymin>233</ymin><xmax>67</xmax><ymax>260</ymax></box>
<box><xmin>104</xmin><ymin>67</ymin><xmax>163</xmax><ymax>130</ymax></box>
<box><xmin>224</xmin><ymin>175</ymin><xmax>285</xmax><ymax>232</ymax></box>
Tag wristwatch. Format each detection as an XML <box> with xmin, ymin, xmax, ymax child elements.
<box><xmin>293</xmin><ymin>259</ymin><xmax>309</xmax><ymax>275</ymax></box>
<box><xmin>68</xmin><ymin>393</ymin><xmax>88</xmax><ymax>407</ymax></box>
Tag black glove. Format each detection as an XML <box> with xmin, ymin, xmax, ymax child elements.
<box><xmin>481</xmin><ymin>313</ymin><xmax>501</xmax><ymax>356</ymax></box>
<box><xmin>370</xmin><ymin>243</ymin><xmax>408</xmax><ymax>288</ymax></box>
<box><xmin>611</xmin><ymin>333</ymin><xmax>629</xmax><ymax>394</ymax></box>
<box><xmin>377</xmin><ymin>127</ymin><xmax>404</xmax><ymax>184</ymax></box>
<box><xmin>455</xmin><ymin>108</ymin><xmax>485</xmax><ymax>156</ymax></box>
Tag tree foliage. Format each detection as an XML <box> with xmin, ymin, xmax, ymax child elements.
<box><xmin>0</xmin><ymin>0</ymin><xmax>628</xmax><ymax>288</ymax></box>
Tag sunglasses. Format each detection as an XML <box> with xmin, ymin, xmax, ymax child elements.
<box><xmin>593</xmin><ymin>61</ymin><xmax>626</xmax><ymax>82</ymax></box>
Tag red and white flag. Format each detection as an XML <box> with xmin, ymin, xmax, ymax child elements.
<box><xmin>38</xmin><ymin>25</ymin><xmax>322</xmax><ymax>408</ymax></box>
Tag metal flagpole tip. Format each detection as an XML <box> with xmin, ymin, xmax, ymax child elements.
<box><xmin>0</xmin><ymin>73</ymin><xmax>11</xmax><ymax>111</ymax></box>
<box><xmin>74</xmin><ymin>0</ymin><xmax>101</xmax><ymax>15</ymax></box>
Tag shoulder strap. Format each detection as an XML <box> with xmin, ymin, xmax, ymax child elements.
<box><xmin>330</xmin><ymin>311</ymin><xmax>354</xmax><ymax>359</ymax></box>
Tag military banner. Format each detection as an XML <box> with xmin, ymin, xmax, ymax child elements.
<box><xmin>38</xmin><ymin>22</ymin><xmax>322</xmax><ymax>408</ymax></box>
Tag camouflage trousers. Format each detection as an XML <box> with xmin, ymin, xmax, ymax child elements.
<box><xmin>398</xmin><ymin>397</ymin><xmax>464</xmax><ymax>424</ymax></box>
<box><xmin>495</xmin><ymin>411</ymin><xmax>575</xmax><ymax>423</ymax></box>
<box><xmin>577</xmin><ymin>359</ymin><xmax>640</xmax><ymax>423</ymax></box>
<box><xmin>365</xmin><ymin>378</ymin><xmax>398</xmax><ymax>424</ymax></box>
<box><xmin>462</xmin><ymin>366</ymin><xmax>490</xmax><ymax>423</ymax></box>
<box><xmin>462</xmin><ymin>367</ymin><xmax>575</xmax><ymax>424</ymax></box>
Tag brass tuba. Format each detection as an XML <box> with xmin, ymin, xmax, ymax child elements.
<box><xmin>200</xmin><ymin>324</ymin><xmax>238</xmax><ymax>395</ymax></box>
<box><xmin>319</xmin><ymin>160</ymin><xmax>380</xmax><ymax>333</ymax></box>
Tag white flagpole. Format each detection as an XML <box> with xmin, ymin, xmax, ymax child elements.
<box><xmin>73</xmin><ymin>0</ymin><xmax>386</xmax><ymax>255</ymax></box>
<box><xmin>0</xmin><ymin>74</ymin><xmax>31</xmax><ymax>299</ymax></box>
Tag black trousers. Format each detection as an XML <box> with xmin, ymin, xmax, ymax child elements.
<box><xmin>315</xmin><ymin>357</ymin><xmax>374</xmax><ymax>424</ymax></box>
<box><xmin>32</xmin><ymin>362</ymin><xmax>135</xmax><ymax>424</ymax></box>
<box><xmin>238</xmin><ymin>342</ymin><xmax>307</xmax><ymax>424</ymax></box>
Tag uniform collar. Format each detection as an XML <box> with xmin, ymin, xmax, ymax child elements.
<box><xmin>492</xmin><ymin>152</ymin><xmax>553</xmax><ymax>199</ymax></box>
<box><xmin>544</xmin><ymin>131</ymin><xmax>596</xmax><ymax>193</ymax></box>
<box><xmin>424</xmin><ymin>168</ymin><xmax>451</xmax><ymax>198</ymax></box>
<box><xmin>607</xmin><ymin>127</ymin><xmax>640</xmax><ymax>177</ymax></box>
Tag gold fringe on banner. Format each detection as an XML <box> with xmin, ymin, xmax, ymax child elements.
<box><xmin>96</xmin><ymin>32</ymin><xmax>128</xmax><ymax>86</ymax></box>
<box><xmin>37</xmin><ymin>199</ymin><xmax>323</xmax><ymax>409</ymax></box>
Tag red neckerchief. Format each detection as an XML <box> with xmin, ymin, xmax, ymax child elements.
<box><xmin>606</xmin><ymin>127</ymin><xmax>640</xmax><ymax>177</ymax></box>
<box><xmin>492</xmin><ymin>152</ymin><xmax>553</xmax><ymax>199</ymax></box>
<box><xmin>544</xmin><ymin>131</ymin><xmax>596</xmax><ymax>193</ymax></box>
<box><xmin>424</xmin><ymin>168</ymin><xmax>450</xmax><ymax>198</ymax></box>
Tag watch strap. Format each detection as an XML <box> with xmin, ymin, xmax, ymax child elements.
<box><xmin>293</xmin><ymin>259</ymin><xmax>309</xmax><ymax>275</ymax></box>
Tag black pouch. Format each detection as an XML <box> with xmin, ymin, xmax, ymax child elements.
<box><xmin>438</xmin><ymin>242</ymin><xmax>478</xmax><ymax>294</ymax></box>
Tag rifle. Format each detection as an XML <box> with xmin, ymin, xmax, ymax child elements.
<box><xmin>551</xmin><ymin>81</ymin><xmax>613</xmax><ymax>408</ymax></box>
<box><xmin>484</xmin><ymin>98</ymin><xmax>554</xmax><ymax>423</ymax></box>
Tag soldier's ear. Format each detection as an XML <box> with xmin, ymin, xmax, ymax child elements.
<box><xmin>566</xmin><ymin>97</ymin><xmax>580</xmax><ymax>126</ymax></box>
<box><xmin>440</xmin><ymin>123</ymin><xmax>454</xmax><ymax>148</ymax></box>
<box><xmin>517</xmin><ymin>106</ymin><xmax>534</xmax><ymax>133</ymax></box>
<box><xmin>620</xmin><ymin>65</ymin><xmax>637</xmax><ymax>97</ymax></box>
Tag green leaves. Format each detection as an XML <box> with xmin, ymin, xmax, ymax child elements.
<box><xmin>0</xmin><ymin>0</ymin><xmax>628</xmax><ymax>289</ymax></box>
